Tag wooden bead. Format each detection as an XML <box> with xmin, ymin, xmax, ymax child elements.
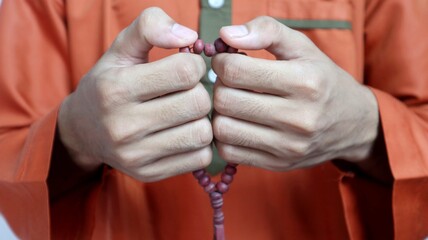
<box><xmin>204</xmin><ymin>43</ymin><xmax>217</xmax><ymax>57</ymax></box>
<box><xmin>214</xmin><ymin>38</ymin><xmax>228</xmax><ymax>53</ymax></box>
<box><xmin>204</xmin><ymin>182</ymin><xmax>216</xmax><ymax>193</ymax></box>
<box><xmin>221</xmin><ymin>173</ymin><xmax>233</xmax><ymax>184</ymax></box>
<box><xmin>216</xmin><ymin>182</ymin><xmax>229</xmax><ymax>193</ymax></box>
<box><xmin>224</xmin><ymin>165</ymin><xmax>237</xmax><ymax>175</ymax></box>
<box><xmin>193</xmin><ymin>39</ymin><xmax>204</xmax><ymax>54</ymax></box>
<box><xmin>199</xmin><ymin>175</ymin><xmax>211</xmax><ymax>187</ymax></box>
<box><xmin>192</xmin><ymin>169</ymin><xmax>206</xmax><ymax>179</ymax></box>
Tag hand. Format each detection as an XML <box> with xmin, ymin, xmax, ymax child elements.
<box><xmin>58</xmin><ymin>8</ymin><xmax>213</xmax><ymax>182</ymax></box>
<box><xmin>212</xmin><ymin>17</ymin><xmax>380</xmax><ymax>171</ymax></box>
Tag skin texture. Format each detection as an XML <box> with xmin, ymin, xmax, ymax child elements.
<box><xmin>211</xmin><ymin>17</ymin><xmax>384</xmax><ymax>176</ymax></box>
<box><xmin>58</xmin><ymin>8</ymin><xmax>213</xmax><ymax>182</ymax></box>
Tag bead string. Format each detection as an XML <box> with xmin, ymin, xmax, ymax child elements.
<box><xmin>179</xmin><ymin>38</ymin><xmax>243</xmax><ymax>56</ymax></box>
<box><xmin>179</xmin><ymin>38</ymin><xmax>242</xmax><ymax>240</ymax></box>
<box><xmin>192</xmin><ymin>164</ymin><xmax>237</xmax><ymax>240</ymax></box>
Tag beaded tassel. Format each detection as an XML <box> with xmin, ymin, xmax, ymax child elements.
<box><xmin>192</xmin><ymin>164</ymin><xmax>238</xmax><ymax>240</ymax></box>
<box><xmin>180</xmin><ymin>38</ymin><xmax>242</xmax><ymax>240</ymax></box>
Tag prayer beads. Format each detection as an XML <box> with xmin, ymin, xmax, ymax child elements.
<box><xmin>180</xmin><ymin>38</ymin><xmax>242</xmax><ymax>240</ymax></box>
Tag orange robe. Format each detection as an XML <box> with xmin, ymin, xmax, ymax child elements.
<box><xmin>0</xmin><ymin>0</ymin><xmax>427</xmax><ymax>239</ymax></box>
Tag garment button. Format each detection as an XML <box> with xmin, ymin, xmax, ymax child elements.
<box><xmin>208</xmin><ymin>0</ymin><xmax>224</xmax><ymax>9</ymax></box>
<box><xmin>208</xmin><ymin>69</ymin><xmax>217</xmax><ymax>83</ymax></box>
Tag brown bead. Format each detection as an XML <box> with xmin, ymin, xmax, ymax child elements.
<box><xmin>204</xmin><ymin>43</ymin><xmax>217</xmax><ymax>57</ymax></box>
<box><xmin>216</xmin><ymin>182</ymin><xmax>229</xmax><ymax>193</ymax></box>
<box><xmin>193</xmin><ymin>39</ymin><xmax>204</xmax><ymax>54</ymax></box>
<box><xmin>199</xmin><ymin>175</ymin><xmax>211</xmax><ymax>187</ymax></box>
<box><xmin>204</xmin><ymin>182</ymin><xmax>216</xmax><ymax>193</ymax></box>
<box><xmin>214</xmin><ymin>38</ymin><xmax>228</xmax><ymax>53</ymax></box>
<box><xmin>221</xmin><ymin>173</ymin><xmax>233</xmax><ymax>184</ymax></box>
<box><xmin>192</xmin><ymin>169</ymin><xmax>206</xmax><ymax>179</ymax></box>
<box><xmin>224</xmin><ymin>165</ymin><xmax>237</xmax><ymax>175</ymax></box>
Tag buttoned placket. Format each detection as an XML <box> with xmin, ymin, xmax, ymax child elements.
<box><xmin>199</xmin><ymin>0</ymin><xmax>232</xmax><ymax>175</ymax></box>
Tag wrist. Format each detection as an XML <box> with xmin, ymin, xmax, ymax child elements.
<box><xmin>58</xmin><ymin>95</ymin><xmax>102</xmax><ymax>171</ymax></box>
<box><xmin>338</xmin><ymin>85</ymin><xmax>380</xmax><ymax>162</ymax></box>
<box><xmin>334</xmin><ymin>86</ymin><xmax>392</xmax><ymax>183</ymax></box>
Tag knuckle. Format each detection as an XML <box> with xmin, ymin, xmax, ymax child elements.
<box><xmin>288</xmin><ymin>141</ymin><xmax>311</xmax><ymax>158</ymax></box>
<box><xmin>175</xmin><ymin>59</ymin><xmax>201</xmax><ymax>87</ymax></box>
<box><xmin>195</xmin><ymin>147</ymin><xmax>213</xmax><ymax>169</ymax></box>
<box><xmin>255</xmin><ymin>16</ymin><xmax>277</xmax><ymax>26</ymax></box>
<box><xmin>256</xmin><ymin>16</ymin><xmax>284</xmax><ymax>37</ymax></box>
<box><xmin>138</xmin><ymin>7</ymin><xmax>160</xmax><ymax>28</ymax></box>
<box><xmin>190</xmin><ymin>84</ymin><xmax>212</xmax><ymax>115</ymax></box>
<box><xmin>116</xmin><ymin>148</ymin><xmax>141</xmax><ymax>169</ymax></box>
<box><xmin>192</xmin><ymin>119</ymin><xmax>213</xmax><ymax>147</ymax></box>
<box><xmin>106</xmin><ymin>118</ymin><xmax>129</xmax><ymax>144</ymax></box>
<box><xmin>188</xmin><ymin>54</ymin><xmax>206</xmax><ymax>78</ymax></box>
<box><xmin>221</xmin><ymin>55</ymin><xmax>241</xmax><ymax>85</ymax></box>
<box><xmin>95</xmin><ymin>69</ymin><xmax>128</xmax><ymax>109</ymax></box>
<box><xmin>302</xmin><ymin>76</ymin><xmax>323</xmax><ymax>101</ymax></box>
<box><xmin>213</xmin><ymin>87</ymin><xmax>230</xmax><ymax>115</ymax></box>
<box><xmin>294</xmin><ymin>111</ymin><xmax>321</xmax><ymax>136</ymax></box>
<box><xmin>212</xmin><ymin>116</ymin><xmax>227</xmax><ymax>142</ymax></box>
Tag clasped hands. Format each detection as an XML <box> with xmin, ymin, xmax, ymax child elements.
<box><xmin>58</xmin><ymin>7</ymin><xmax>379</xmax><ymax>182</ymax></box>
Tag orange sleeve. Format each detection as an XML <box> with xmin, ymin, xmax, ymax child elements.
<box><xmin>342</xmin><ymin>0</ymin><xmax>428</xmax><ymax>238</ymax></box>
<box><xmin>0</xmin><ymin>1</ymin><xmax>69</xmax><ymax>238</ymax></box>
<box><xmin>0</xmin><ymin>0</ymin><xmax>70</xmax><ymax>182</ymax></box>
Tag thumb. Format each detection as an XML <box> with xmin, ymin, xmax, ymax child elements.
<box><xmin>106</xmin><ymin>7</ymin><xmax>197</xmax><ymax>64</ymax></box>
<box><xmin>219</xmin><ymin>16</ymin><xmax>319</xmax><ymax>60</ymax></box>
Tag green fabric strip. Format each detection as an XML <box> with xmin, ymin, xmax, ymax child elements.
<box><xmin>199</xmin><ymin>0</ymin><xmax>231</xmax><ymax>175</ymax></box>
<box><xmin>277</xmin><ymin>19</ymin><xmax>352</xmax><ymax>30</ymax></box>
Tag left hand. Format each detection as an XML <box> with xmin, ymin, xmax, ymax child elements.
<box><xmin>212</xmin><ymin>17</ymin><xmax>380</xmax><ymax>171</ymax></box>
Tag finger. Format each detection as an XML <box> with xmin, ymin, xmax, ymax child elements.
<box><xmin>214</xmin><ymin>80</ymin><xmax>289</xmax><ymax>127</ymax></box>
<box><xmin>215</xmin><ymin>141</ymin><xmax>291</xmax><ymax>171</ymax></box>
<box><xmin>213</xmin><ymin>114</ymin><xmax>303</xmax><ymax>158</ymax></box>
<box><xmin>112</xmin><ymin>53</ymin><xmax>206</xmax><ymax>102</ymax></box>
<box><xmin>219</xmin><ymin>16</ymin><xmax>321</xmax><ymax>60</ymax></box>
<box><xmin>118</xmin><ymin>118</ymin><xmax>212</xmax><ymax>166</ymax></box>
<box><xmin>135</xmin><ymin>83</ymin><xmax>212</xmax><ymax>134</ymax></box>
<box><xmin>104</xmin><ymin>7</ymin><xmax>198</xmax><ymax>65</ymax></box>
<box><xmin>212</xmin><ymin>52</ymin><xmax>312</xmax><ymax>95</ymax></box>
<box><xmin>133</xmin><ymin>146</ymin><xmax>212</xmax><ymax>182</ymax></box>
<box><xmin>213</xmin><ymin>81</ymin><xmax>320</xmax><ymax>133</ymax></box>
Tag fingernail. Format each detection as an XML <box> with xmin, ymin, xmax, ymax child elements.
<box><xmin>222</xmin><ymin>25</ymin><xmax>249</xmax><ymax>38</ymax></box>
<box><xmin>171</xmin><ymin>23</ymin><xmax>196</xmax><ymax>39</ymax></box>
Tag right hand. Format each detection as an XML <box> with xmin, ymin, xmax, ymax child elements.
<box><xmin>58</xmin><ymin>7</ymin><xmax>213</xmax><ymax>182</ymax></box>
